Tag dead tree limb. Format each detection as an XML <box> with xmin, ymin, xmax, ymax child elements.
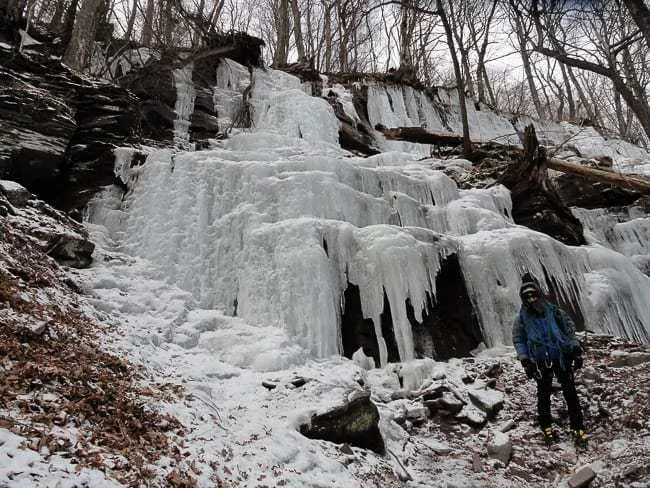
<box><xmin>548</xmin><ymin>158</ymin><xmax>650</xmax><ymax>194</ymax></box>
<box><xmin>375</xmin><ymin>125</ymin><xmax>464</xmax><ymax>146</ymax></box>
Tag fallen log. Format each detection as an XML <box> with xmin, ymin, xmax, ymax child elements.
<box><xmin>375</xmin><ymin>125</ymin><xmax>464</xmax><ymax>146</ymax></box>
<box><xmin>549</xmin><ymin>158</ymin><xmax>650</xmax><ymax>194</ymax></box>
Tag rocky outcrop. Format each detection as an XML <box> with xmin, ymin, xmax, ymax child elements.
<box><xmin>299</xmin><ymin>390</ymin><xmax>385</xmax><ymax>454</ymax></box>
<box><xmin>0</xmin><ymin>180</ymin><xmax>94</xmax><ymax>268</ymax></box>
<box><xmin>0</xmin><ymin>44</ymin><xmax>139</xmax><ymax>211</ymax></box>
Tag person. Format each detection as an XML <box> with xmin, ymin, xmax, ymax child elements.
<box><xmin>512</xmin><ymin>276</ymin><xmax>588</xmax><ymax>446</ymax></box>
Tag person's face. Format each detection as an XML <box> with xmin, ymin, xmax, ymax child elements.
<box><xmin>523</xmin><ymin>292</ymin><xmax>539</xmax><ymax>305</ymax></box>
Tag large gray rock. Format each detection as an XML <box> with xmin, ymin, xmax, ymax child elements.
<box><xmin>610</xmin><ymin>350</ymin><xmax>650</xmax><ymax>367</ymax></box>
<box><xmin>487</xmin><ymin>431</ymin><xmax>512</xmax><ymax>465</ymax></box>
<box><xmin>0</xmin><ymin>180</ymin><xmax>30</xmax><ymax>207</ymax></box>
<box><xmin>299</xmin><ymin>390</ymin><xmax>385</xmax><ymax>454</ymax></box>
<box><xmin>468</xmin><ymin>388</ymin><xmax>505</xmax><ymax>419</ymax></box>
<box><xmin>568</xmin><ymin>465</ymin><xmax>596</xmax><ymax>487</ymax></box>
<box><xmin>44</xmin><ymin>232</ymin><xmax>95</xmax><ymax>268</ymax></box>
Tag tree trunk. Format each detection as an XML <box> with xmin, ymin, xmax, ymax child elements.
<box><xmin>377</xmin><ymin>126</ymin><xmax>465</xmax><ymax>146</ymax></box>
<box><xmin>510</xmin><ymin>7</ymin><xmax>544</xmax><ymax>118</ymax></box>
<box><xmin>398</xmin><ymin>0</ymin><xmax>414</xmax><ymax>69</ymax></box>
<box><xmin>290</xmin><ymin>0</ymin><xmax>306</xmax><ymax>61</ymax></box>
<box><xmin>471</xmin><ymin>0</ymin><xmax>498</xmax><ymax>105</ymax></box>
<box><xmin>621</xmin><ymin>0</ymin><xmax>650</xmax><ymax>50</ymax></box>
<box><xmin>558</xmin><ymin>62</ymin><xmax>575</xmax><ymax>119</ymax></box>
<box><xmin>63</xmin><ymin>0</ymin><xmax>106</xmax><ymax>71</ymax></box>
<box><xmin>323</xmin><ymin>0</ymin><xmax>332</xmax><ymax>71</ymax></box>
<box><xmin>548</xmin><ymin>158</ymin><xmax>650</xmax><ymax>194</ymax></box>
<box><xmin>140</xmin><ymin>0</ymin><xmax>154</xmax><ymax>45</ymax></box>
<box><xmin>273</xmin><ymin>0</ymin><xmax>290</xmax><ymax>66</ymax></box>
<box><xmin>437</xmin><ymin>0</ymin><xmax>472</xmax><ymax>154</ymax></box>
<box><xmin>0</xmin><ymin>0</ymin><xmax>27</xmax><ymax>43</ymax></box>
<box><xmin>337</xmin><ymin>3</ymin><xmax>349</xmax><ymax>71</ymax></box>
<box><xmin>567</xmin><ymin>67</ymin><xmax>598</xmax><ymax>125</ymax></box>
<box><xmin>124</xmin><ymin>0</ymin><xmax>138</xmax><ymax>40</ymax></box>
<box><xmin>49</xmin><ymin>0</ymin><xmax>67</xmax><ymax>31</ymax></box>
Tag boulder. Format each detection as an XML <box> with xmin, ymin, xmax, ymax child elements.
<box><xmin>456</xmin><ymin>404</ymin><xmax>487</xmax><ymax>428</ymax></box>
<box><xmin>468</xmin><ymin>388</ymin><xmax>505</xmax><ymax>419</ymax></box>
<box><xmin>0</xmin><ymin>180</ymin><xmax>31</xmax><ymax>207</ymax></box>
<box><xmin>44</xmin><ymin>232</ymin><xmax>95</xmax><ymax>268</ymax></box>
<box><xmin>610</xmin><ymin>351</ymin><xmax>650</xmax><ymax>367</ymax></box>
<box><xmin>425</xmin><ymin>391</ymin><xmax>465</xmax><ymax>416</ymax></box>
<box><xmin>487</xmin><ymin>431</ymin><xmax>512</xmax><ymax>465</ymax></box>
<box><xmin>568</xmin><ymin>465</ymin><xmax>596</xmax><ymax>488</ymax></box>
<box><xmin>299</xmin><ymin>390</ymin><xmax>385</xmax><ymax>454</ymax></box>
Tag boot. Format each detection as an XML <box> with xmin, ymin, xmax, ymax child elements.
<box><xmin>570</xmin><ymin>428</ymin><xmax>588</xmax><ymax>447</ymax></box>
<box><xmin>542</xmin><ymin>427</ymin><xmax>558</xmax><ymax>446</ymax></box>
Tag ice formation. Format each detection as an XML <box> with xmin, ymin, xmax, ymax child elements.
<box><xmin>172</xmin><ymin>63</ymin><xmax>196</xmax><ymax>149</ymax></box>
<box><xmin>87</xmin><ymin>59</ymin><xmax>650</xmax><ymax>367</ymax></box>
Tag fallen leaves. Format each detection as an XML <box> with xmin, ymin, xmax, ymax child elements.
<box><xmin>1</xmin><ymin>200</ymin><xmax>188</xmax><ymax>485</ymax></box>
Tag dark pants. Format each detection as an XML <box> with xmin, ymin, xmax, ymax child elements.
<box><xmin>536</xmin><ymin>363</ymin><xmax>584</xmax><ymax>430</ymax></box>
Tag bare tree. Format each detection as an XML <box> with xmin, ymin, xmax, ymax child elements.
<box><xmin>272</xmin><ymin>0</ymin><xmax>290</xmax><ymax>66</ymax></box>
<box><xmin>516</xmin><ymin>0</ymin><xmax>650</xmax><ymax>140</ymax></box>
<box><xmin>140</xmin><ymin>0</ymin><xmax>154</xmax><ymax>44</ymax></box>
<box><xmin>621</xmin><ymin>0</ymin><xmax>650</xmax><ymax>50</ymax></box>
<box><xmin>0</xmin><ymin>0</ymin><xmax>28</xmax><ymax>42</ymax></box>
<box><xmin>436</xmin><ymin>0</ymin><xmax>472</xmax><ymax>153</ymax></box>
<box><xmin>507</xmin><ymin>0</ymin><xmax>545</xmax><ymax>118</ymax></box>
<box><xmin>63</xmin><ymin>0</ymin><xmax>107</xmax><ymax>71</ymax></box>
<box><xmin>290</xmin><ymin>0</ymin><xmax>306</xmax><ymax>60</ymax></box>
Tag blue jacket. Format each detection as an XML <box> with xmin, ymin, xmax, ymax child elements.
<box><xmin>512</xmin><ymin>301</ymin><xmax>580</xmax><ymax>368</ymax></box>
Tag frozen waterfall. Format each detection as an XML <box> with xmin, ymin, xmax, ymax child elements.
<box><xmin>87</xmin><ymin>60</ymin><xmax>650</xmax><ymax>367</ymax></box>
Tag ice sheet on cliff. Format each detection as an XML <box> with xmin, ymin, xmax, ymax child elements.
<box><xmin>86</xmin><ymin>60</ymin><xmax>650</xmax><ymax>366</ymax></box>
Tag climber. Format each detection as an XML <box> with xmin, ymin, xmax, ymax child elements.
<box><xmin>512</xmin><ymin>274</ymin><xmax>588</xmax><ymax>447</ymax></box>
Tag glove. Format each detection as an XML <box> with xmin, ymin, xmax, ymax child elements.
<box><xmin>571</xmin><ymin>346</ymin><xmax>583</xmax><ymax>370</ymax></box>
<box><xmin>521</xmin><ymin>358</ymin><xmax>539</xmax><ymax>380</ymax></box>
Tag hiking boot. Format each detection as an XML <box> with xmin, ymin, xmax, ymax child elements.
<box><xmin>570</xmin><ymin>429</ymin><xmax>588</xmax><ymax>447</ymax></box>
<box><xmin>542</xmin><ymin>427</ymin><xmax>558</xmax><ymax>446</ymax></box>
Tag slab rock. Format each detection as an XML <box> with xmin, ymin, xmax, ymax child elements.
<box><xmin>299</xmin><ymin>390</ymin><xmax>385</xmax><ymax>454</ymax></box>
<box><xmin>468</xmin><ymin>388</ymin><xmax>505</xmax><ymax>419</ymax></box>
<box><xmin>568</xmin><ymin>465</ymin><xmax>596</xmax><ymax>488</ymax></box>
<box><xmin>487</xmin><ymin>431</ymin><xmax>512</xmax><ymax>465</ymax></box>
<box><xmin>0</xmin><ymin>180</ymin><xmax>31</xmax><ymax>207</ymax></box>
<box><xmin>610</xmin><ymin>350</ymin><xmax>650</xmax><ymax>367</ymax></box>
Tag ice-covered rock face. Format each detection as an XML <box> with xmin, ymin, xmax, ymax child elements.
<box><xmin>87</xmin><ymin>62</ymin><xmax>650</xmax><ymax>365</ymax></box>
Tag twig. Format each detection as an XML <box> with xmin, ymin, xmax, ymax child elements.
<box><xmin>386</xmin><ymin>447</ymin><xmax>413</xmax><ymax>482</ymax></box>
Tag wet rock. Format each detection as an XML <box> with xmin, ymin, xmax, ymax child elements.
<box><xmin>498</xmin><ymin>419</ymin><xmax>516</xmax><ymax>433</ymax></box>
<box><xmin>262</xmin><ymin>381</ymin><xmax>277</xmax><ymax>390</ymax></box>
<box><xmin>290</xmin><ymin>377</ymin><xmax>307</xmax><ymax>388</ymax></box>
<box><xmin>299</xmin><ymin>390</ymin><xmax>385</xmax><ymax>454</ymax></box>
<box><xmin>0</xmin><ymin>49</ymin><xmax>141</xmax><ymax>211</ymax></box>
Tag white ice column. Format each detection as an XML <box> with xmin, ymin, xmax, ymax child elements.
<box><xmin>172</xmin><ymin>63</ymin><xmax>196</xmax><ymax>149</ymax></box>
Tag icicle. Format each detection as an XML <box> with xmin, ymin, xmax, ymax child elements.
<box><xmin>172</xmin><ymin>63</ymin><xmax>196</xmax><ymax>149</ymax></box>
